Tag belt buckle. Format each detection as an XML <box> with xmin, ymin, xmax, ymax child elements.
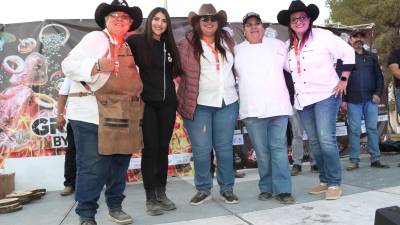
<box><xmin>78</xmin><ymin>91</ymin><xmax>93</xmax><ymax>97</ymax></box>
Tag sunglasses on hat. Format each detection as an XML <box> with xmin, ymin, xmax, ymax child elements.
<box><xmin>200</xmin><ymin>15</ymin><xmax>218</xmax><ymax>22</ymax></box>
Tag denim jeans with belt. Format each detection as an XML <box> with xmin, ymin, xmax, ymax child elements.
<box><xmin>298</xmin><ymin>95</ymin><xmax>342</xmax><ymax>187</ymax></box>
<box><xmin>70</xmin><ymin>120</ymin><xmax>131</xmax><ymax>222</ymax></box>
<box><xmin>347</xmin><ymin>100</ymin><xmax>380</xmax><ymax>163</ymax></box>
<box><xmin>183</xmin><ymin>101</ymin><xmax>238</xmax><ymax>195</ymax></box>
<box><xmin>243</xmin><ymin>116</ymin><xmax>291</xmax><ymax>195</ymax></box>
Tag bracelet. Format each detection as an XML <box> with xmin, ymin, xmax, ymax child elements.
<box><xmin>95</xmin><ymin>60</ymin><xmax>101</xmax><ymax>72</ymax></box>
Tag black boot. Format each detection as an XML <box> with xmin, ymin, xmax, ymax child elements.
<box><xmin>155</xmin><ymin>186</ymin><xmax>176</xmax><ymax>211</ymax></box>
<box><xmin>145</xmin><ymin>189</ymin><xmax>163</xmax><ymax>216</ymax></box>
<box><xmin>371</xmin><ymin>161</ymin><xmax>390</xmax><ymax>169</ymax></box>
<box><xmin>291</xmin><ymin>164</ymin><xmax>302</xmax><ymax>176</ymax></box>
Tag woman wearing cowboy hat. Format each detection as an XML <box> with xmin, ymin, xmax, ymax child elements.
<box><xmin>127</xmin><ymin>7</ymin><xmax>182</xmax><ymax>216</ymax></box>
<box><xmin>277</xmin><ymin>0</ymin><xmax>355</xmax><ymax>200</ymax></box>
<box><xmin>177</xmin><ymin>3</ymin><xmax>239</xmax><ymax>206</ymax></box>
<box><xmin>62</xmin><ymin>1</ymin><xmax>143</xmax><ymax>224</ymax></box>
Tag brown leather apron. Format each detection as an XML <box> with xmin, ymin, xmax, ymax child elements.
<box><xmin>69</xmin><ymin>37</ymin><xmax>144</xmax><ymax>155</ymax></box>
<box><xmin>95</xmin><ymin>41</ymin><xmax>144</xmax><ymax>155</ymax></box>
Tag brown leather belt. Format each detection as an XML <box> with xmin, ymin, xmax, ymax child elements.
<box><xmin>69</xmin><ymin>92</ymin><xmax>141</xmax><ymax>102</ymax></box>
<box><xmin>68</xmin><ymin>92</ymin><xmax>94</xmax><ymax>97</ymax></box>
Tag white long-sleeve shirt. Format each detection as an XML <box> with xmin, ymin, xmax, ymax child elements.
<box><xmin>58</xmin><ymin>78</ymin><xmax>71</xmax><ymax>96</ymax></box>
<box><xmin>197</xmin><ymin>39</ymin><xmax>238</xmax><ymax>107</ymax></box>
<box><xmin>286</xmin><ymin>28</ymin><xmax>355</xmax><ymax>110</ymax></box>
<box><xmin>235</xmin><ymin>37</ymin><xmax>292</xmax><ymax>119</ymax></box>
<box><xmin>61</xmin><ymin>30</ymin><xmax>113</xmax><ymax>125</ymax></box>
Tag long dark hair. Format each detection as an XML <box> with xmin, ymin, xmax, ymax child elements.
<box><xmin>288</xmin><ymin>20</ymin><xmax>313</xmax><ymax>51</ymax></box>
<box><xmin>189</xmin><ymin>18</ymin><xmax>234</xmax><ymax>61</ymax></box>
<box><xmin>143</xmin><ymin>7</ymin><xmax>182</xmax><ymax>76</ymax></box>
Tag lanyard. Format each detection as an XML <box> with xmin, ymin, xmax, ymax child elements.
<box><xmin>293</xmin><ymin>36</ymin><xmax>307</xmax><ymax>75</ymax></box>
<box><xmin>201</xmin><ymin>36</ymin><xmax>220</xmax><ymax>71</ymax></box>
<box><xmin>104</xmin><ymin>31</ymin><xmax>123</xmax><ymax>76</ymax></box>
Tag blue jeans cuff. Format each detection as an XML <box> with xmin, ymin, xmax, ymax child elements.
<box><xmin>197</xmin><ymin>189</ymin><xmax>211</xmax><ymax>195</ymax></box>
<box><xmin>80</xmin><ymin>217</ymin><xmax>96</xmax><ymax>223</ymax></box>
<box><xmin>109</xmin><ymin>206</ymin><xmax>122</xmax><ymax>213</ymax></box>
<box><xmin>220</xmin><ymin>188</ymin><xmax>233</xmax><ymax>195</ymax></box>
<box><xmin>350</xmin><ymin>159</ymin><xmax>360</xmax><ymax>163</ymax></box>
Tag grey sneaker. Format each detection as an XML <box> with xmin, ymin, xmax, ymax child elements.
<box><xmin>60</xmin><ymin>186</ymin><xmax>74</xmax><ymax>196</ymax></box>
<box><xmin>258</xmin><ymin>192</ymin><xmax>273</xmax><ymax>201</ymax></box>
<box><xmin>80</xmin><ymin>221</ymin><xmax>97</xmax><ymax>225</ymax></box>
<box><xmin>275</xmin><ymin>193</ymin><xmax>295</xmax><ymax>204</ymax></box>
<box><xmin>346</xmin><ymin>162</ymin><xmax>359</xmax><ymax>171</ymax></box>
<box><xmin>109</xmin><ymin>210</ymin><xmax>133</xmax><ymax>224</ymax></box>
<box><xmin>190</xmin><ymin>192</ymin><xmax>211</xmax><ymax>206</ymax></box>
<box><xmin>155</xmin><ymin>187</ymin><xmax>176</xmax><ymax>211</ymax></box>
<box><xmin>221</xmin><ymin>191</ymin><xmax>239</xmax><ymax>204</ymax></box>
<box><xmin>146</xmin><ymin>199</ymin><xmax>163</xmax><ymax>216</ymax></box>
<box><xmin>234</xmin><ymin>171</ymin><xmax>246</xmax><ymax>178</ymax></box>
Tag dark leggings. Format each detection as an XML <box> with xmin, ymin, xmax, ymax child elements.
<box><xmin>141</xmin><ymin>100</ymin><xmax>177</xmax><ymax>190</ymax></box>
<box><xmin>64</xmin><ymin>122</ymin><xmax>77</xmax><ymax>187</ymax></box>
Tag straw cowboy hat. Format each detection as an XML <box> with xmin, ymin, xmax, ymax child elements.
<box><xmin>277</xmin><ymin>0</ymin><xmax>319</xmax><ymax>26</ymax></box>
<box><xmin>95</xmin><ymin>0</ymin><xmax>143</xmax><ymax>31</ymax></box>
<box><xmin>188</xmin><ymin>4</ymin><xmax>227</xmax><ymax>27</ymax></box>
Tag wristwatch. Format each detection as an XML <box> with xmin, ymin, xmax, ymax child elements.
<box><xmin>340</xmin><ymin>76</ymin><xmax>348</xmax><ymax>81</ymax></box>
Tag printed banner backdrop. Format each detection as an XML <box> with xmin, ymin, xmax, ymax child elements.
<box><xmin>0</xmin><ymin>19</ymin><xmax>385</xmax><ymax>186</ymax></box>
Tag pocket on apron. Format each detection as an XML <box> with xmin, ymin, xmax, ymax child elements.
<box><xmin>96</xmin><ymin>94</ymin><xmax>144</xmax><ymax>155</ymax></box>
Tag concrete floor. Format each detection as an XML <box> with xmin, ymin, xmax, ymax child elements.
<box><xmin>1</xmin><ymin>154</ymin><xmax>399</xmax><ymax>225</ymax></box>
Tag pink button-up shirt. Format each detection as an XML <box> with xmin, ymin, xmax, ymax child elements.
<box><xmin>286</xmin><ymin>28</ymin><xmax>355</xmax><ymax>110</ymax></box>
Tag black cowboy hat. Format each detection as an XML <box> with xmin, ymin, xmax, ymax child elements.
<box><xmin>277</xmin><ymin>0</ymin><xmax>319</xmax><ymax>26</ymax></box>
<box><xmin>95</xmin><ymin>0</ymin><xmax>143</xmax><ymax>31</ymax></box>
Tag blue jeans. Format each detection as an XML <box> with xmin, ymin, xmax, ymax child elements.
<box><xmin>298</xmin><ymin>96</ymin><xmax>342</xmax><ymax>186</ymax></box>
<box><xmin>70</xmin><ymin>120</ymin><xmax>131</xmax><ymax>222</ymax></box>
<box><xmin>183</xmin><ymin>101</ymin><xmax>238</xmax><ymax>195</ymax></box>
<box><xmin>243</xmin><ymin>116</ymin><xmax>291</xmax><ymax>195</ymax></box>
<box><xmin>348</xmin><ymin>100</ymin><xmax>380</xmax><ymax>163</ymax></box>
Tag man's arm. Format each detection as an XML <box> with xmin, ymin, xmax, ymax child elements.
<box><xmin>56</xmin><ymin>95</ymin><xmax>68</xmax><ymax>132</ymax></box>
<box><xmin>387</xmin><ymin>49</ymin><xmax>400</xmax><ymax>79</ymax></box>
<box><xmin>283</xmin><ymin>70</ymin><xmax>294</xmax><ymax>105</ymax></box>
<box><xmin>373</xmin><ymin>54</ymin><xmax>384</xmax><ymax>99</ymax></box>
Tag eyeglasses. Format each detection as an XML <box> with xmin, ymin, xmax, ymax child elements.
<box><xmin>290</xmin><ymin>15</ymin><xmax>308</xmax><ymax>24</ymax></box>
<box><xmin>108</xmin><ymin>12</ymin><xmax>131</xmax><ymax>21</ymax></box>
<box><xmin>200</xmin><ymin>15</ymin><xmax>218</xmax><ymax>23</ymax></box>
